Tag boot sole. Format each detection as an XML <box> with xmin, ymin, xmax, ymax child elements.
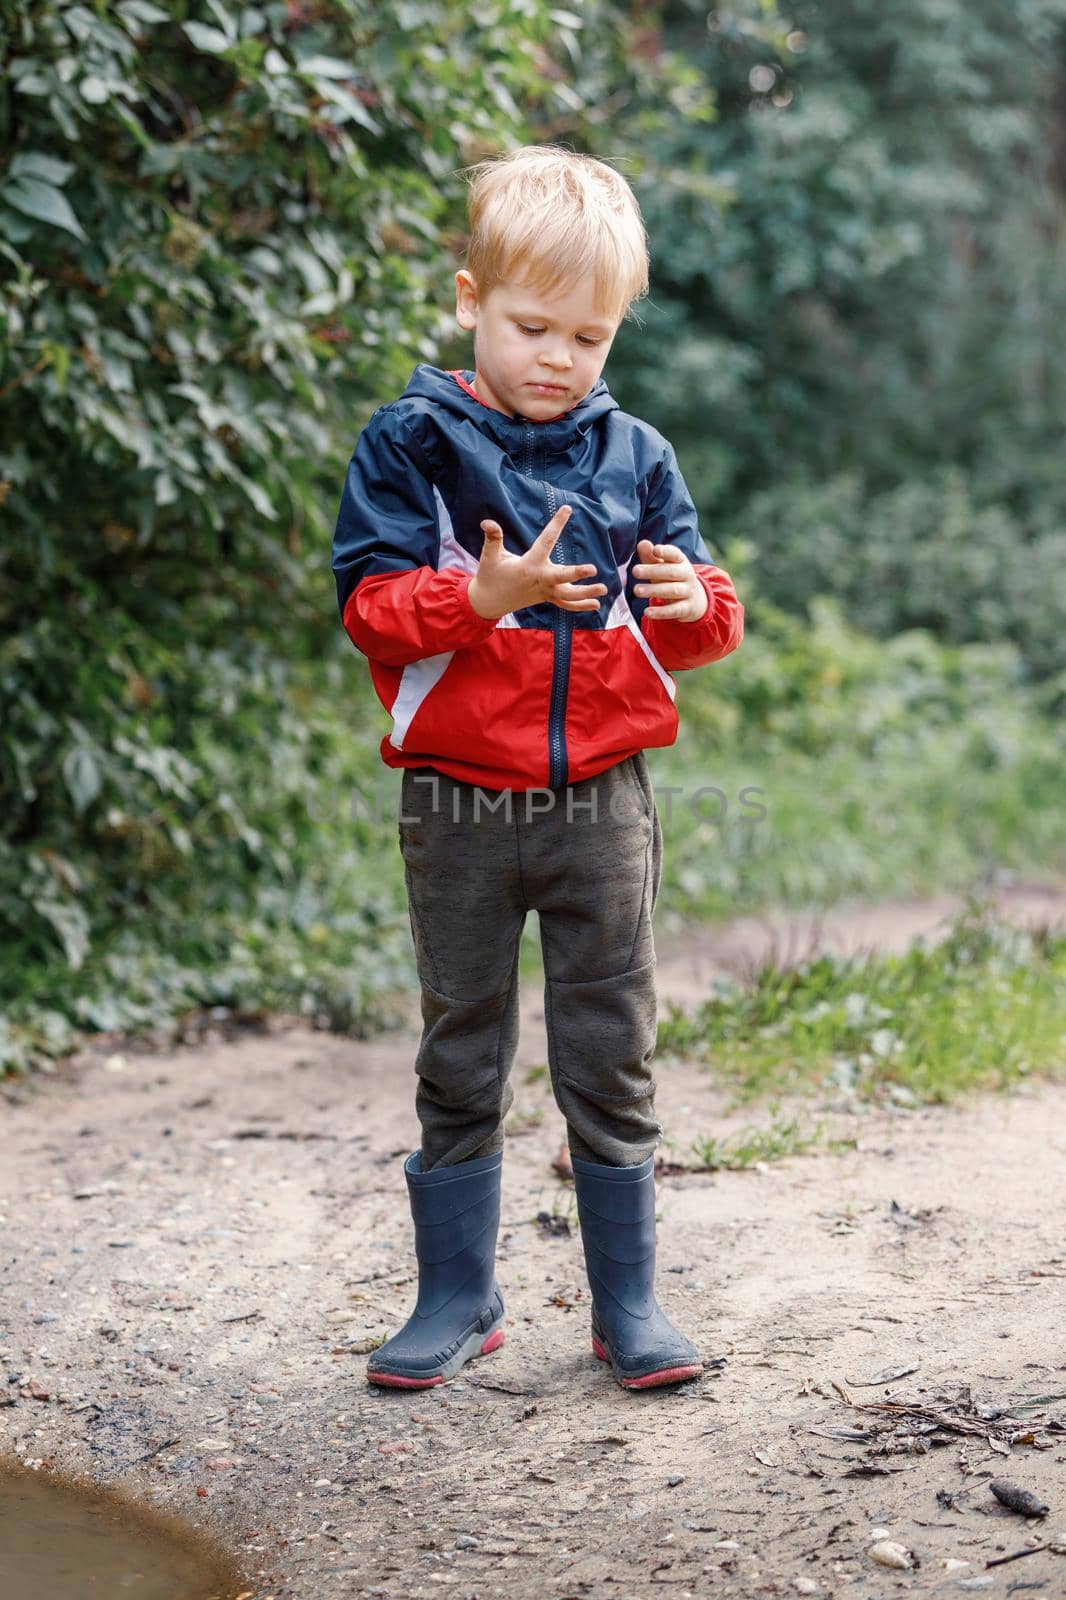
<box><xmin>367</xmin><ymin>1323</ymin><xmax>505</xmax><ymax>1389</ymax></box>
<box><xmin>592</xmin><ymin>1333</ymin><xmax>704</xmax><ymax>1389</ymax></box>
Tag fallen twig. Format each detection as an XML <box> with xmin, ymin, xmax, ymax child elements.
<box><xmin>985</xmin><ymin>1544</ymin><xmax>1049</xmax><ymax>1568</ymax></box>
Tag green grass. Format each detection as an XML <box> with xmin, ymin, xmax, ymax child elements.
<box><xmin>684</xmin><ymin>1105</ymin><xmax>844</xmax><ymax>1170</ymax></box>
<box><xmin>657</xmin><ymin>891</ymin><xmax>1066</xmax><ymax>1117</ymax></box>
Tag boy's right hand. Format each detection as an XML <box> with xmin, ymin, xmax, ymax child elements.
<box><xmin>468</xmin><ymin>505</ymin><xmax>608</xmax><ymax>620</ymax></box>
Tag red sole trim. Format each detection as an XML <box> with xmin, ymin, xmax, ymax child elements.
<box><xmin>366</xmin><ymin>1371</ymin><xmax>444</xmax><ymax>1388</ymax></box>
<box><xmin>366</xmin><ymin>1328</ymin><xmax>505</xmax><ymax>1388</ymax></box>
<box><xmin>621</xmin><ymin>1365</ymin><xmax>704</xmax><ymax>1388</ymax></box>
<box><xmin>592</xmin><ymin>1336</ymin><xmax>703</xmax><ymax>1388</ymax></box>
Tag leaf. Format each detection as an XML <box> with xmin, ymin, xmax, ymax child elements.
<box><xmin>292</xmin><ymin>54</ymin><xmax>357</xmax><ymax>79</ymax></box>
<box><xmin>0</xmin><ymin>178</ymin><xmax>87</xmax><ymax>241</ymax></box>
<box><xmin>36</xmin><ymin>900</ymin><xmax>91</xmax><ymax>971</ymax></box>
<box><xmin>315</xmin><ymin>80</ymin><xmax>381</xmax><ymax>134</ymax></box>
<box><xmin>204</xmin><ymin>0</ymin><xmax>240</xmax><ymax>38</ymax></box>
<box><xmin>42</xmin><ymin>341</ymin><xmax>72</xmax><ymax>391</ymax></box>
<box><xmin>80</xmin><ymin>75</ymin><xmax>111</xmax><ymax>104</ymax></box>
<box><xmin>302</xmin><ymin>290</ymin><xmax>339</xmax><ymax>316</ymax></box>
<box><xmin>9</xmin><ymin>151</ymin><xmax>76</xmax><ymax>186</ymax></box>
<box><xmin>0</xmin><ymin>213</ymin><xmax>33</xmax><ymax>244</ymax></box>
<box><xmin>115</xmin><ymin>0</ymin><xmax>173</xmax><ymax>24</ymax></box>
<box><xmin>153</xmin><ymin>472</ymin><xmax>178</xmax><ymax>506</ymax></box>
<box><xmin>62</xmin><ymin>6</ymin><xmax>98</xmax><ymax>42</ymax></box>
<box><xmin>182</xmin><ymin>21</ymin><xmax>233</xmax><ymax>53</ymax></box>
<box><xmin>113</xmin><ymin>103</ymin><xmax>153</xmax><ymax>151</ymax></box>
<box><xmin>62</xmin><ymin>746</ymin><xmax>102</xmax><ymax>813</ymax></box>
<box><xmin>234</xmin><ymin>469</ymin><xmax>276</xmax><ymax>520</ymax></box>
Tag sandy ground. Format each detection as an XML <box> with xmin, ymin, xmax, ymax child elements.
<box><xmin>2</xmin><ymin>882</ymin><xmax>1066</xmax><ymax>1600</ymax></box>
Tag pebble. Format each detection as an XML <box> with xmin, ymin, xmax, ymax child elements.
<box><xmin>868</xmin><ymin>1540</ymin><xmax>912</xmax><ymax>1570</ymax></box>
<box><xmin>667</xmin><ymin>1474</ymin><xmax>685</xmax><ymax>1486</ymax></box>
<box><xmin>455</xmin><ymin>1535</ymin><xmax>478</xmax><ymax>1549</ymax></box>
<box><xmin>794</xmin><ymin>1581</ymin><xmax>821</xmax><ymax>1596</ymax></box>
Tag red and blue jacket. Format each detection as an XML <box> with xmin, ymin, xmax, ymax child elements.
<box><xmin>331</xmin><ymin>364</ymin><xmax>744</xmax><ymax>792</ymax></box>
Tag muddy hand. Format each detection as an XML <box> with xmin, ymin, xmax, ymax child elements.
<box><xmin>632</xmin><ymin>537</ymin><xmax>708</xmax><ymax>622</ymax></box>
<box><xmin>468</xmin><ymin>505</ymin><xmax>607</xmax><ymax>619</ymax></box>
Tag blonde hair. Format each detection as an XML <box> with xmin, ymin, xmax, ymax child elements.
<box><xmin>455</xmin><ymin>144</ymin><xmax>650</xmax><ymax>327</ymax></box>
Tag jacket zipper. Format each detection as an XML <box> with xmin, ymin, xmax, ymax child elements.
<box><xmin>524</xmin><ymin>423</ymin><xmax>570</xmax><ymax>789</ymax></box>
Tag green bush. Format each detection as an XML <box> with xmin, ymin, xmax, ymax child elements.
<box><xmin>726</xmin><ymin>468</ymin><xmax>1066</xmax><ymax>688</ymax></box>
<box><xmin>605</xmin><ymin>0</ymin><xmax>1066</xmax><ymax>684</ymax></box>
<box><xmin>0</xmin><ymin>0</ymin><xmax>705</xmax><ymax>1072</ymax></box>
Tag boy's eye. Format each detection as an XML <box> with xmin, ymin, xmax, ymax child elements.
<box><xmin>517</xmin><ymin>323</ymin><xmax>602</xmax><ymax>347</ymax></box>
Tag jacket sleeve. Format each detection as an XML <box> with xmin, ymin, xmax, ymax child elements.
<box><xmin>631</xmin><ymin>441</ymin><xmax>745</xmax><ymax>671</ymax></box>
<box><xmin>331</xmin><ymin>408</ymin><xmax>498</xmax><ymax>668</ymax></box>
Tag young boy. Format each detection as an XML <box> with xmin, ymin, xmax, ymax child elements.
<box><xmin>331</xmin><ymin>145</ymin><xmax>744</xmax><ymax>1391</ymax></box>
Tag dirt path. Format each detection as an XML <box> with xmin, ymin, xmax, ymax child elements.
<box><xmin>2</xmin><ymin>883</ymin><xmax>1065</xmax><ymax>1599</ymax></box>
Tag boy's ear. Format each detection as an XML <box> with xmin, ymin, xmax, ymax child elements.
<box><xmin>455</xmin><ymin>270</ymin><xmax>479</xmax><ymax>332</ymax></box>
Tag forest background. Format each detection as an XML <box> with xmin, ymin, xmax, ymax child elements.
<box><xmin>2</xmin><ymin>0</ymin><xmax>1065</xmax><ymax>1080</ymax></box>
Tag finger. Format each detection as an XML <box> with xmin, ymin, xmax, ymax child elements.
<box><xmin>636</xmin><ymin>539</ymin><xmax>671</xmax><ymax>564</ymax></box>
<box><xmin>649</xmin><ymin>543</ymin><xmax>685</xmax><ymax>561</ymax></box>
<box><xmin>642</xmin><ymin>601</ymin><xmax>694</xmax><ymax>619</ymax></box>
<box><xmin>552</xmin><ymin>580</ymin><xmax>608</xmax><ymax>600</ymax></box>
<box><xmin>540</xmin><ymin>504</ymin><xmax>573</xmax><ymax>529</ymax></box>
<box><xmin>636</xmin><ymin>582</ymin><xmax>690</xmax><ymax>599</ymax></box>
<box><xmin>480</xmin><ymin>519</ymin><xmax>503</xmax><ymax>536</ymax></box>
<box><xmin>551</xmin><ymin>574</ymin><xmax>607</xmax><ymax>594</ymax></box>
<box><xmin>535</xmin><ymin>504</ymin><xmax>573</xmax><ymax>547</ymax></box>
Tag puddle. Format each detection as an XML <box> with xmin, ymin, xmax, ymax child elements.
<box><xmin>0</xmin><ymin>1456</ymin><xmax>252</xmax><ymax>1599</ymax></box>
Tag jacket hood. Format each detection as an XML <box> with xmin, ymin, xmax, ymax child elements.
<box><xmin>399</xmin><ymin>363</ymin><xmax>619</xmax><ymax>456</ymax></box>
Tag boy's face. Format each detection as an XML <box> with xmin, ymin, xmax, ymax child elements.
<box><xmin>454</xmin><ymin>269</ymin><xmax>620</xmax><ymax>420</ymax></box>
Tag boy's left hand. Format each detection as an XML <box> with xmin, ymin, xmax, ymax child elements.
<box><xmin>632</xmin><ymin>538</ymin><xmax>709</xmax><ymax>622</ymax></box>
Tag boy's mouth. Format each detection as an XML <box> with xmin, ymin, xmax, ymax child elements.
<box><xmin>527</xmin><ymin>382</ymin><xmax>568</xmax><ymax>394</ymax></box>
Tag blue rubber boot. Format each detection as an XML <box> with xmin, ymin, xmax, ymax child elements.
<box><xmin>571</xmin><ymin>1152</ymin><xmax>704</xmax><ymax>1389</ymax></box>
<box><xmin>366</xmin><ymin>1148</ymin><xmax>506</xmax><ymax>1389</ymax></box>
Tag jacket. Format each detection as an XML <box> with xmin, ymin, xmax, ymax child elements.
<box><xmin>331</xmin><ymin>363</ymin><xmax>744</xmax><ymax>792</ymax></box>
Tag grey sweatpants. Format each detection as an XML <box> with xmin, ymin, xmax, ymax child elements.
<box><xmin>397</xmin><ymin>753</ymin><xmax>664</xmax><ymax>1171</ymax></box>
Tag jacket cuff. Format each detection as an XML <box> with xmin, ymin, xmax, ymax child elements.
<box><xmin>640</xmin><ymin>564</ymin><xmax>745</xmax><ymax>671</ymax></box>
<box><xmin>454</xmin><ymin>571</ymin><xmax>502</xmax><ymax>637</ymax></box>
<box><xmin>343</xmin><ymin>566</ymin><xmax>498</xmax><ymax>666</ymax></box>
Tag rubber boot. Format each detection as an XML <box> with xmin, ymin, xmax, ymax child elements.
<box><xmin>571</xmin><ymin>1151</ymin><xmax>704</xmax><ymax>1389</ymax></box>
<box><xmin>366</xmin><ymin>1147</ymin><xmax>506</xmax><ymax>1389</ymax></box>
